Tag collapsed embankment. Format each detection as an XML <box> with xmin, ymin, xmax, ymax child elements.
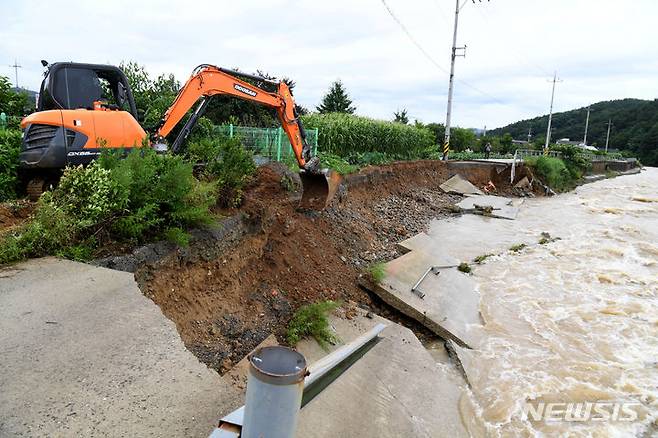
<box><xmin>134</xmin><ymin>159</ymin><xmax>530</xmax><ymax>373</ymax></box>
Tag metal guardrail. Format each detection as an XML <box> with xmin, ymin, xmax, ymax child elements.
<box><xmin>514</xmin><ymin>148</ymin><xmax>562</xmax><ymax>158</ymax></box>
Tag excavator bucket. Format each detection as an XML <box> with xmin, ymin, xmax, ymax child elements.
<box><xmin>298</xmin><ymin>170</ymin><xmax>342</xmax><ymax>210</ymax></box>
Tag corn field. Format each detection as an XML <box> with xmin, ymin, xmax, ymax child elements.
<box><xmin>301</xmin><ymin>113</ymin><xmax>435</xmax><ymax>158</ymax></box>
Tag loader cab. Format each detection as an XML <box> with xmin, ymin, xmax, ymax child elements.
<box><xmin>38</xmin><ymin>62</ymin><xmax>138</xmax><ymax>117</ymax></box>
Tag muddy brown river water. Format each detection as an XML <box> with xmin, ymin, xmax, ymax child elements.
<box><xmin>431</xmin><ymin>168</ymin><xmax>658</xmax><ymax>437</ymax></box>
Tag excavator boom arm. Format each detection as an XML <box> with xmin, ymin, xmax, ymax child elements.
<box><xmin>156</xmin><ymin>65</ymin><xmax>312</xmax><ymax>169</ymax></box>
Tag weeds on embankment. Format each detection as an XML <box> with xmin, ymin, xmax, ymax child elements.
<box><xmin>369</xmin><ymin>262</ymin><xmax>386</xmax><ymax>285</ymax></box>
<box><xmin>286</xmin><ymin>300</ymin><xmax>341</xmax><ymax>349</ymax></box>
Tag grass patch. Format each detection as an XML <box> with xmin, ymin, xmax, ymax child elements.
<box><xmin>164</xmin><ymin>227</ymin><xmax>191</xmax><ymax>247</ymax></box>
<box><xmin>473</xmin><ymin>253</ymin><xmax>493</xmax><ymax>264</ymax></box>
<box><xmin>509</xmin><ymin>243</ymin><xmax>527</xmax><ymax>252</ymax></box>
<box><xmin>286</xmin><ymin>300</ymin><xmax>341</xmax><ymax>349</ymax></box>
<box><xmin>369</xmin><ymin>262</ymin><xmax>386</xmax><ymax>284</ymax></box>
<box><xmin>458</xmin><ymin>262</ymin><xmax>472</xmax><ymax>273</ymax></box>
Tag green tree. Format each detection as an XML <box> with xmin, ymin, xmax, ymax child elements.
<box><xmin>500</xmin><ymin>132</ymin><xmax>514</xmax><ymax>154</ymax></box>
<box><xmin>120</xmin><ymin>62</ymin><xmax>180</xmax><ymax>132</ymax></box>
<box><xmin>425</xmin><ymin>123</ymin><xmax>445</xmax><ymax>145</ymax></box>
<box><xmin>449</xmin><ymin>127</ymin><xmax>477</xmax><ymax>152</ymax></box>
<box><xmin>316</xmin><ymin>80</ymin><xmax>356</xmax><ymax>114</ymax></box>
<box><xmin>0</xmin><ymin>75</ymin><xmax>32</xmax><ymax>124</ymax></box>
<box><xmin>393</xmin><ymin>109</ymin><xmax>409</xmax><ymax>124</ymax></box>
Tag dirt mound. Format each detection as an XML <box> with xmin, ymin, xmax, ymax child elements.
<box><xmin>0</xmin><ymin>200</ymin><xmax>34</xmax><ymax>234</ymax></box>
<box><xmin>137</xmin><ymin>161</ymin><xmax>480</xmax><ymax>373</ymax></box>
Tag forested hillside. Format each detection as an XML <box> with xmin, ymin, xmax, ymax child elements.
<box><xmin>490</xmin><ymin>98</ymin><xmax>658</xmax><ymax>166</ymax></box>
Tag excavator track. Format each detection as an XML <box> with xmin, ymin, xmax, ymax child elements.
<box><xmin>26</xmin><ymin>178</ymin><xmax>46</xmax><ymax>201</ymax></box>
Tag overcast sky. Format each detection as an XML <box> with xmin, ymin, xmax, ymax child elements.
<box><xmin>2</xmin><ymin>0</ymin><xmax>657</xmax><ymax>129</ymax></box>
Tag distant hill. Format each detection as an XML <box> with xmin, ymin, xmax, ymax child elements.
<box><xmin>11</xmin><ymin>87</ymin><xmax>38</xmax><ymax>101</ymax></box>
<box><xmin>490</xmin><ymin>98</ymin><xmax>658</xmax><ymax>166</ymax></box>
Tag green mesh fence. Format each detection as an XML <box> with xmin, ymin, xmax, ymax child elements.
<box><xmin>213</xmin><ymin>124</ymin><xmax>319</xmax><ymax>162</ymax></box>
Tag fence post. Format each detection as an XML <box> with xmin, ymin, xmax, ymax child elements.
<box><xmin>313</xmin><ymin>128</ymin><xmax>319</xmax><ymax>155</ymax></box>
<box><xmin>229</xmin><ymin>123</ymin><xmax>234</xmax><ymax>138</ymax></box>
<box><xmin>276</xmin><ymin>127</ymin><xmax>283</xmax><ymax>162</ymax></box>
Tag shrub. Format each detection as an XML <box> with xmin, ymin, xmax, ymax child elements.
<box><xmin>187</xmin><ymin>136</ymin><xmax>256</xmax><ymax>207</ymax></box>
<box><xmin>286</xmin><ymin>300</ymin><xmax>341</xmax><ymax>349</ymax></box>
<box><xmin>346</xmin><ymin>151</ymin><xmax>394</xmax><ymax>166</ymax></box>
<box><xmin>0</xmin><ymin>149</ymin><xmax>217</xmax><ymax>265</ymax></box>
<box><xmin>98</xmin><ymin>148</ymin><xmax>216</xmax><ymax>238</ymax></box>
<box><xmin>318</xmin><ymin>152</ymin><xmax>358</xmax><ymax>174</ymax></box>
<box><xmin>301</xmin><ymin>113</ymin><xmax>435</xmax><ymax>158</ymax></box>
<box><xmin>530</xmin><ymin>156</ymin><xmax>573</xmax><ymax>191</ymax></box>
<box><xmin>0</xmin><ymin>128</ymin><xmax>22</xmax><ymax>201</ymax></box>
<box><xmin>552</xmin><ymin>145</ymin><xmax>590</xmax><ymax>179</ymax></box>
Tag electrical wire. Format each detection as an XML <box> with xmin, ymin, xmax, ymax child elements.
<box><xmin>474</xmin><ymin>6</ymin><xmax>552</xmax><ymax>77</ymax></box>
<box><xmin>381</xmin><ymin>0</ymin><xmax>510</xmax><ymax>106</ymax></box>
<box><xmin>381</xmin><ymin>0</ymin><xmax>451</xmax><ymax>75</ymax></box>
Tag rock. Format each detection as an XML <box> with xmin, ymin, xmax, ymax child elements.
<box><xmin>514</xmin><ymin>176</ymin><xmax>530</xmax><ymax>189</ymax></box>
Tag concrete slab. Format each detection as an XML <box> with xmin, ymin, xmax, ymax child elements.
<box><xmin>440</xmin><ymin>174</ymin><xmax>484</xmax><ymax>195</ymax></box>
<box><xmin>295</xmin><ymin>311</ymin><xmax>470</xmax><ymax>438</ymax></box>
<box><xmin>426</xmin><ymin>214</ymin><xmax>538</xmax><ymax>261</ymax></box>
<box><xmin>395</xmin><ymin>233</ymin><xmax>460</xmax><ymax>264</ymax></box>
<box><xmin>456</xmin><ymin>195</ymin><xmax>522</xmax><ymax>220</ymax></box>
<box><xmin>0</xmin><ymin>257</ymin><xmax>238</xmax><ymax>437</ymax></box>
<box><xmin>365</xmin><ymin>250</ymin><xmax>481</xmax><ymax>348</ymax></box>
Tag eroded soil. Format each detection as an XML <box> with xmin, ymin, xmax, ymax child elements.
<box><xmin>137</xmin><ymin>160</ymin><xmax>517</xmax><ymax>373</ymax></box>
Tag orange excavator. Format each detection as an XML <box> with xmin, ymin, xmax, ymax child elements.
<box><xmin>19</xmin><ymin>62</ymin><xmax>337</xmax><ymax>208</ymax></box>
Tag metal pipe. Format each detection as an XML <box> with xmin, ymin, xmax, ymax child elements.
<box><xmin>213</xmin><ymin>323</ymin><xmax>387</xmax><ymax>437</ymax></box>
<box><xmin>241</xmin><ymin>346</ymin><xmax>307</xmax><ymax>438</ymax></box>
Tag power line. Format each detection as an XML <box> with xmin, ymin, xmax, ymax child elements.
<box><xmin>473</xmin><ymin>6</ymin><xmax>552</xmax><ymax>77</ymax></box>
<box><xmin>380</xmin><ymin>0</ymin><xmax>451</xmax><ymax>75</ymax></box>
<box><xmin>380</xmin><ymin>0</ymin><xmax>507</xmax><ymax>106</ymax></box>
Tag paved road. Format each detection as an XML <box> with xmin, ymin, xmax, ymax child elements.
<box><xmin>0</xmin><ymin>258</ymin><xmax>239</xmax><ymax>437</ymax></box>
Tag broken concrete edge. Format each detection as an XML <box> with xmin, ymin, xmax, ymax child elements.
<box><xmin>93</xmin><ymin>213</ymin><xmax>248</xmax><ymax>273</ymax></box>
<box><xmin>445</xmin><ymin>340</ymin><xmax>471</xmax><ymax>387</ymax></box>
<box><xmin>440</xmin><ymin>174</ymin><xmax>484</xmax><ymax>196</ymax></box>
<box><xmin>357</xmin><ymin>276</ymin><xmax>471</xmax><ymax>349</ymax></box>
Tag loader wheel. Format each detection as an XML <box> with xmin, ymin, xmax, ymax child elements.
<box><xmin>27</xmin><ymin>178</ymin><xmax>47</xmax><ymax>201</ymax></box>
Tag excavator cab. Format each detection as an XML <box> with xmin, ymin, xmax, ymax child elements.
<box><xmin>19</xmin><ymin>62</ymin><xmax>147</xmax><ymax>197</ymax></box>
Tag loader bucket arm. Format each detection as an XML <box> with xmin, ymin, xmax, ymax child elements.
<box><xmin>155</xmin><ymin>65</ymin><xmax>339</xmax><ymax>209</ymax></box>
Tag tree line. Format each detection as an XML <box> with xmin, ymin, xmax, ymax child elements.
<box><xmin>489</xmin><ymin>98</ymin><xmax>658</xmax><ymax>165</ymax></box>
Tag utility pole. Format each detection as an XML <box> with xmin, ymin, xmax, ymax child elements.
<box><xmin>544</xmin><ymin>72</ymin><xmax>561</xmax><ymax>152</ymax></box>
<box><xmin>583</xmin><ymin>107</ymin><xmax>591</xmax><ymax>145</ymax></box>
<box><xmin>527</xmin><ymin>127</ymin><xmax>532</xmax><ymax>143</ymax></box>
<box><xmin>9</xmin><ymin>59</ymin><xmax>22</xmax><ymax>88</ymax></box>
<box><xmin>443</xmin><ymin>0</ymin><xmax>489</xmax><ymax>160</ymax></box>
<box><xmin>605</xmin><ymin>119</ymin><xmax>612</xmax><ymax>152</ymax></box>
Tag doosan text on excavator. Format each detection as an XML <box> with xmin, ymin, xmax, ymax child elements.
<box><xmin>18</xmin><ymin>61</ymin><xmax>337</xmax><ymax>209</ymax></box>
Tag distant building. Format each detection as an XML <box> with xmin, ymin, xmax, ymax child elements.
<box><xmin>555</xmin><ymin>138</ymin><xmax>598</xmax><ymax>151</ymax></box>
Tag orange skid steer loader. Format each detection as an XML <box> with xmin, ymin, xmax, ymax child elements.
<box><xmin>19</xmin><ymin>62</ymin><xmax>337</xmax><ymax>209</ymax></box>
